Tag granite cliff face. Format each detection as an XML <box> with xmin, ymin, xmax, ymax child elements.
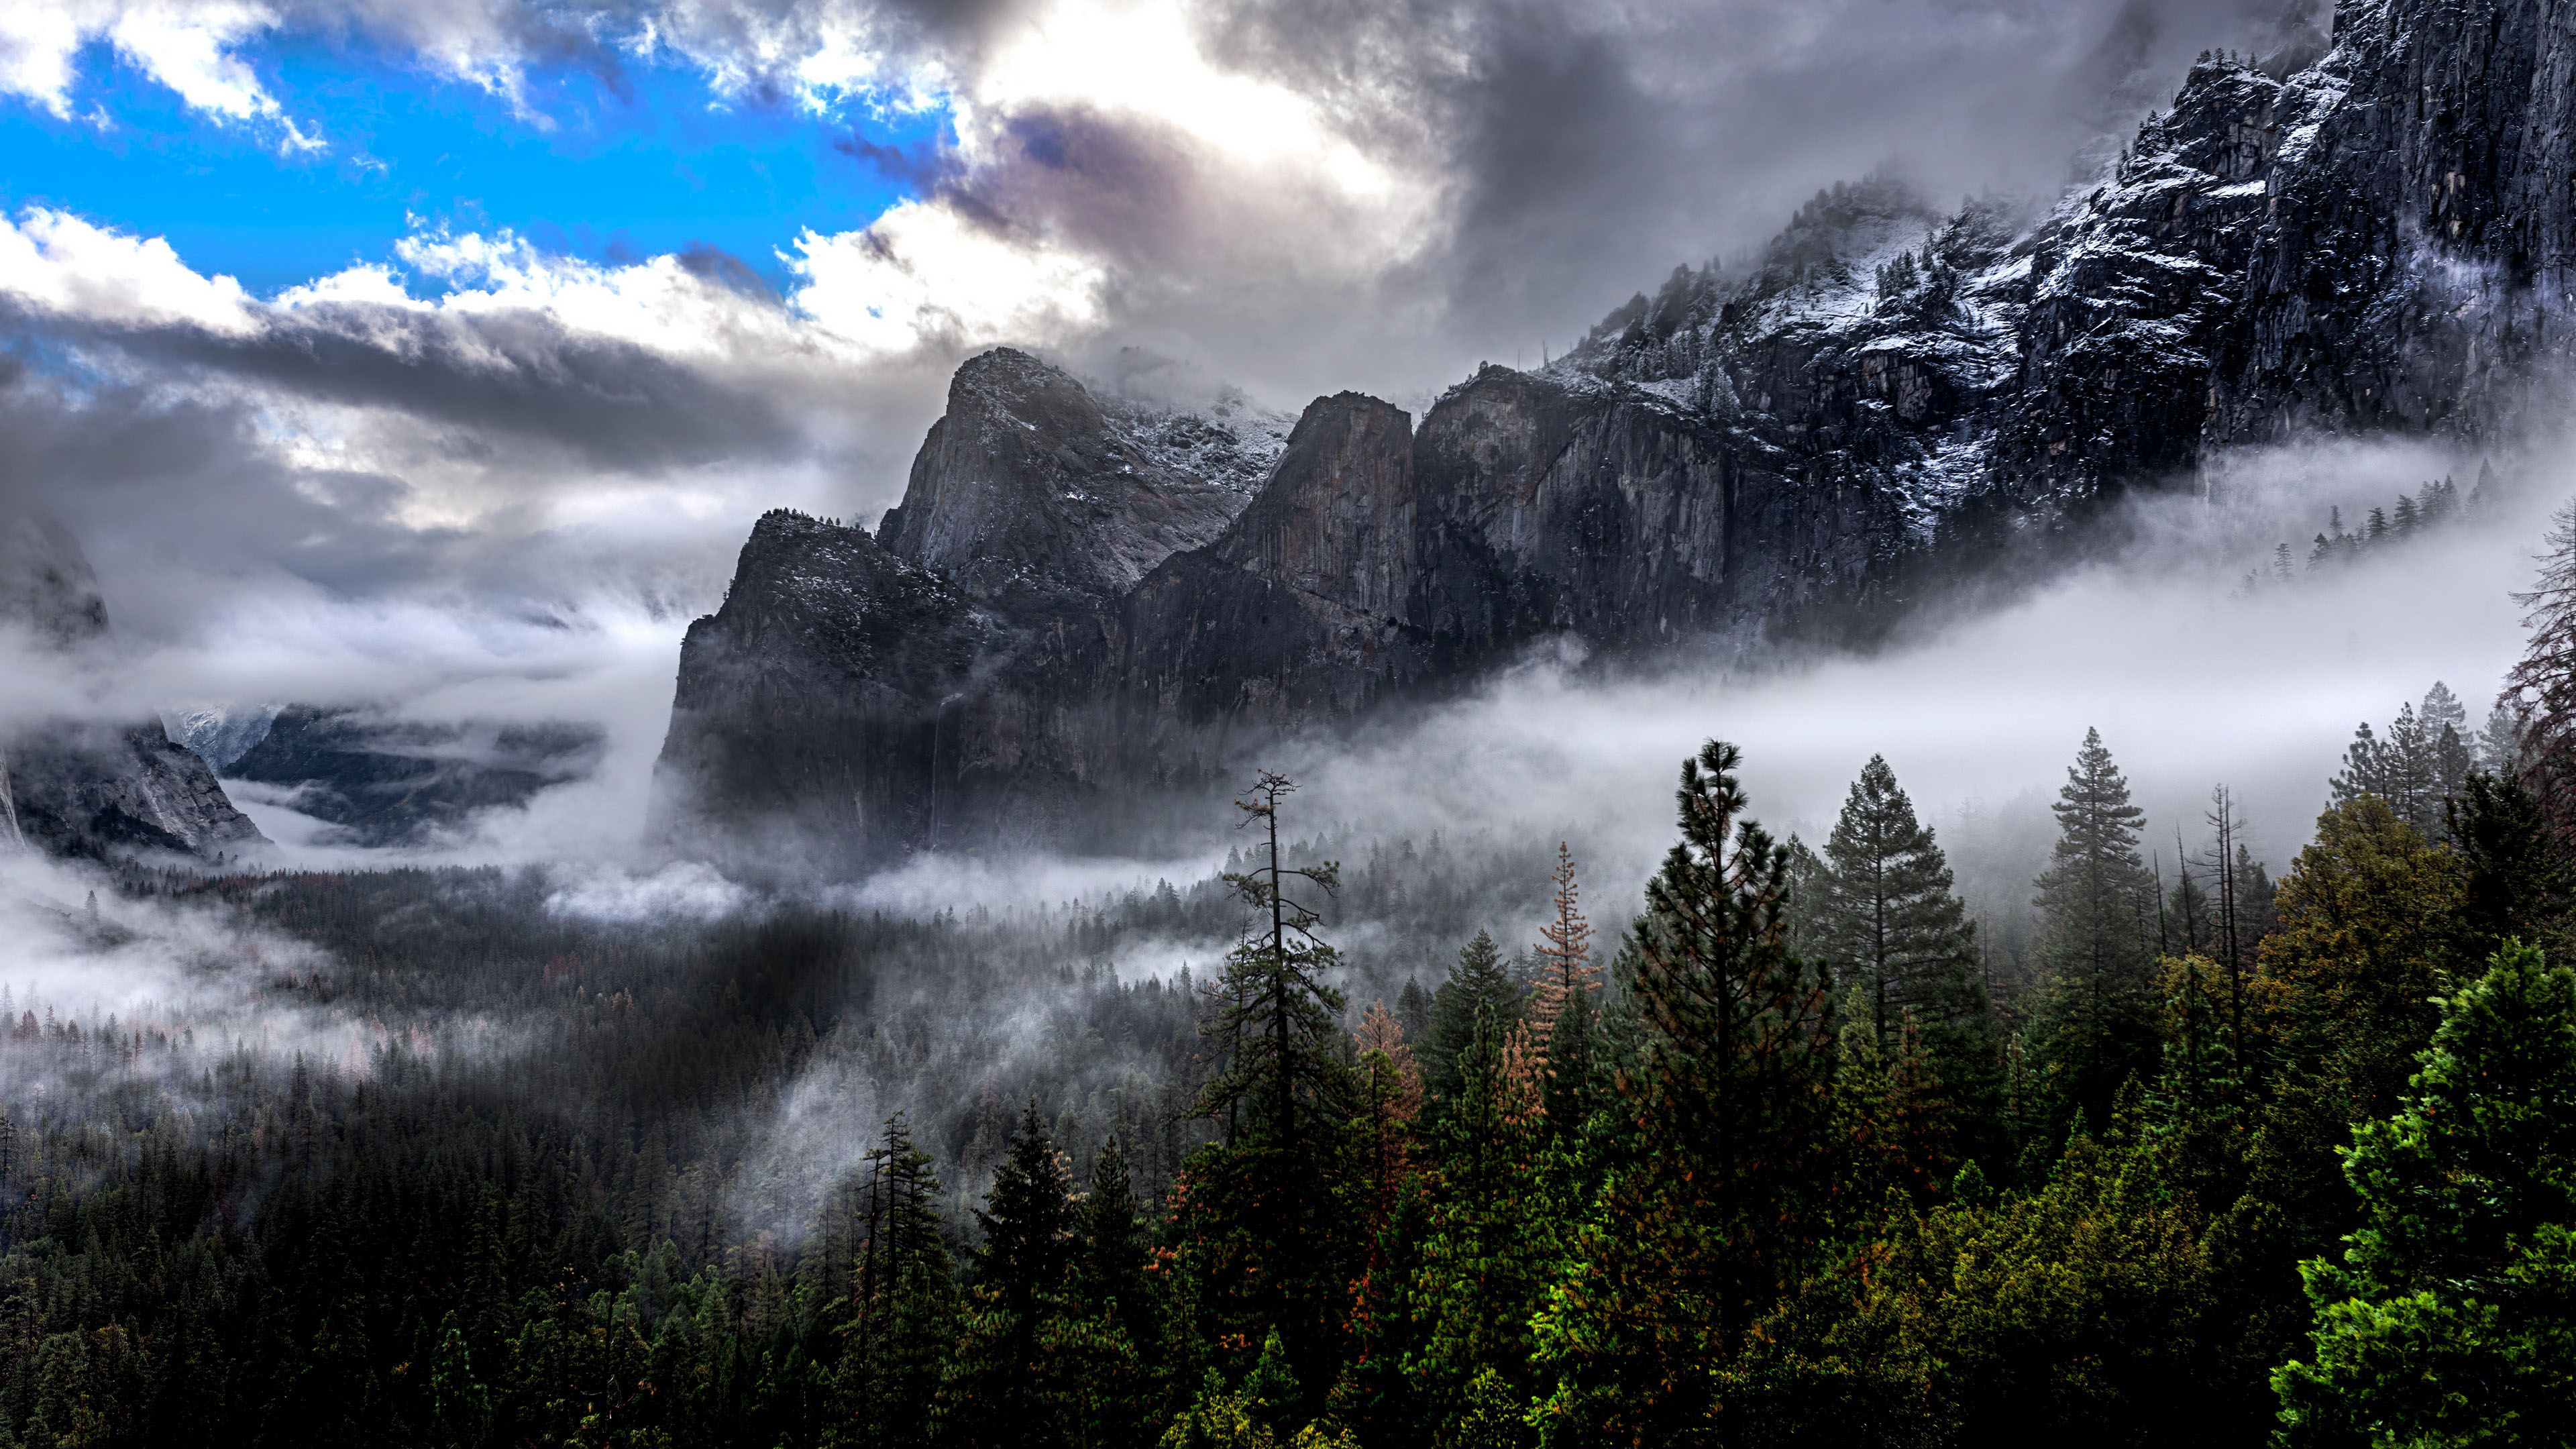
<box><xmin>2209</xmin><ymin>0</ymin><xmax>2576</xmax><ymax>441</ymax></box>
<box><xmin>655</xmin><ymin>0</ymin><xmax>2576</xmax><ymax>875</ymax></box>
<box><xmin>877</xmin><ymin>348</ymin><xmax>1277</xmax><ymax>614</ymax></box>
<box><xmin>0</xmin><ymin>516</ymin><xmax>265</xmax><ymax>860</ymax></box>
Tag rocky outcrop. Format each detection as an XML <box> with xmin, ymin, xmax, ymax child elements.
<box><xmin>217</xmin><ymin>708</ymin><xmax>606</xmax><ymax>847</ymax></box>
<box><xmin>0</xmin><ymin>515</ymin><xmax>264</xmax><ymax>860</ymax></box>
<box><xmin>653</xmin><ymin>511</ymin><xmax>1005</xmax><ymax>866</ymax></box>
<box><xmin>4</xmin><ymin>722</ymin><xmax>266</xmax><ymax>858</ymax></box>
<box><xmin>877</xmin><ymin>349</ymin><xmax>1273</xmax><ymax>614</ymax></box>
<box><xmin>2210</xmin><ymin>0</ymin><xmax>2576</xmax><ymax>442</ymax></box>
<box><xmin>654</xmin><ymin>0</ymin><xmax>2576</xmax><ymax>875</ymax></box>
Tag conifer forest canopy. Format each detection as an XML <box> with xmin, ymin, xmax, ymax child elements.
<box><xmin>13</xmin><ymin>1</ymin><xmax>2576</xmax><ymax>1446</ymax></box>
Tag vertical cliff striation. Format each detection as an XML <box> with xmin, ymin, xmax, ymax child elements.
<box><xmin>655</xmin><ymin>0</ymin><xmax>2576</xmax><ymax>876</ymax></box>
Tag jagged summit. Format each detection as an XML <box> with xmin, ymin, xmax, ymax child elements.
<box><xmin>653</xmin><ymin>0</ymin><xmax>2575</xmax><ymax>875</ymax></box>
<box><xmin>0</xmin><ymin>515</ymin><xmax>264</xmax><ymax>860</ymax></box>
<box><xmin>875</xmin><ymin>348</ymin><xmax>1285</xmax><ymax>614</ymax></box>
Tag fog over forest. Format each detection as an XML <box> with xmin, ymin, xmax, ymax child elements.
<box><xmin>6</xmin><ymin>0</ymin><xmax>2575</xmax><ymax>1444</ymax></box>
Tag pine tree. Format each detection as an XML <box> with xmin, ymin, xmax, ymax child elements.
<box><xmin>1410</xmin><ymin>1002</ymin><xmax>1551</xmax><ymax>1434</ymax></box>
<box><xmin>1532</xmin><ymin>741</ymin><xmax>1837</xmax><ymax>1445</ymax></box>
<box><xmin>1197</xmin><ymin>771</ymin><xmax>1351</xmax><ymax>1152</ymax></box>
<box><xmin>1183</xmin><ymin>771</ymin><xmax>1358</xmax><ymax>1407</ymax></box>
<box><xmin>975</xmin><ymin>1101</ymin><xmax>1074</xmax><ymax>1317</ymax></box>
<box><xmin>2479</xmin><ymin>708</ymin><xmax>2527</xmax><ymax>776</ymax></box>
<box><xmin>1077</xmin><ymin>1138</ymin><xmax>1150</xmax><ymax>1322</ymax></box>
<box><xmin>2029</xmin><ymin>729</ymin><xmax>2159</xmax><ymax>1135</ymax></box>
<box><xmin>2449</xmin><ymin>771</ymin><xmax>2572</xmax><ymax>965</ymax></box>
<box><xmin>1527</xmin><ymin>843</ymin><xmax>1601</xmax><ymax>1121</ymax></box>
<box><xmin>842</xmin><ymin>1115</ymin><xmax>957</xmax><ymax>1449</ymax></box>
<box><xmin>1815</xmin><ymin>755</ymin><xmax>1986</xmax><ymax>1061</ymax></box>
<box><xmin>1424</xmin><ymin>929</ymin><xmax>1520</xmax><ymax>1108</ymax></box>
<box><xmin>2275</xmin><ymin>942</ymin><xmax>2576</xmax><ymax>1446</ymax></box>
<box><xmin>2333</xmin><ymin>690</ymin><xmax>2479</xmax><ymax>841</ymax></box>
<box><xmin>1835</xmin><ymin>991</ymin><xmax>1955</xmax><ymax>1212</ymax></box>
<box><xmin>949</xmin><ymin>1104</ymin><xmax>1077</xmax><ymax>1448</ymax></box>
<box><xmin>1058</xmin><ymin>1138</ymin><xmax>1161</xmax><ymax>1449</ymax></box>
<box><xmin>2242</xmin><ymin>796</ymin><xmax>2466</xmax><ymax>1279</ymax></box>
<box><xmin>2504</xmin><ymin>498</ymin><xmax>2576</xmax><ymax>837</ymax></box>
<box><xmin>2328</xmin><ymin>720</ymin><xmax>2389</xmax><ymax>806</ymax></box>
<box><xmin>1397</xmin><ymin>977</ymin><xmax>1434</xmax><ymax>1043</ymax></box>
<box><xmin>1354</xmin><ymin>1000</ymin><xmax>1424</xmax><ymax>1231</ymax></box>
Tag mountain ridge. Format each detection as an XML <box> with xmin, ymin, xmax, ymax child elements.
<box><xmin>654</xmin><ymin>0</ymin><xmax>2573</xmax><ymax>876</ymax></box>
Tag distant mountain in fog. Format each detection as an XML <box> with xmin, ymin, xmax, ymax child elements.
<box><xmin>184</xmin><ymin>706</ymin><xmax>606</xmax><ymax>849</ymax></box>
<box><xmin>0</xmin><ymin>515</ymin><xmax>264</xmax><ymax>860</ymax></box>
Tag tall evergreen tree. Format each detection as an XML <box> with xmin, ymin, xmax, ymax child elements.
<box><xmin>2240</xmin><ymin>796</ymin><xmax>2466</xmax><ymax>1294</ymax></box>
<box><xmin>1534</xmin><ymin>741</ymin><xmax>1837</xmax><ymax>1446</ymax></box>
<box><xmin>1076</xmin><ymin>1137</ymin><xmax>1151</xmax><ymax>1328</ymax></box>
<box><xmin>2330</xmin><ymin>687</ymin><xmax>2477</xmax><ymax>842</ymax></box>
<box><xmin>2451</xmin><ymin>770</ymin><xmax>2573</xmax><ymax>963</ymax></box>
<box><xmin>2275</xmin><ymin>942</ymin><xmax>2576</xmax><ymax>1447</ymax></box>
<box><xmin>1781</xmin><ymin>835</ymin><xmax>1832</xmax><ymax>967</ymax></box>
<box><xmin>2029</xmin><ymin>729</ymin><xmax>2159</xmax><ymax>1135</ymax></box>
<box><xmin>1397</xmin><ymin>977</ymin><xmax>1434</xmax><ymax>1044</ymax></box>
<box><xmin>1409</xmin><ymin>1002</ymin><xmax>1551</xmax><ymax>1437</ymax></box>
<box><xmin>1424</xmin><ymin>929</ymin><xmax>1521</xmax><ymax>1108</ymax></box>
<box><xmin>2504</xmin><ymin>498</ymin><xmax>2576</xmax><ymax>837</ymax></box>
<box><xmin>1061</xmin><ymin>1138</ymin><xmax>1161</xmax><ymax>1449</ymax></box>
<box><xmin>1182</xmin><ymin>771</ymin><xmax>1357</xmax><ymax>1407</ymax></box>
<box><xmin>949</xmin><ymin>1102</ymin><xmax>1077</xmax><ymax>1448</ymax></box>
<box><xmin>1528</xmin><ymin>843</ymin><xmax>1602</xmax><ymax>1122</ymax></box>
<box><xmin>842</xmin><ymin>1115</ymin><xmax>957</xmax><ymax>1449</ymax></box>
<box><xmin>975</xmin><ymin>1101</ymin><xmax>1075</xmax><ymax>1316</ymax></box>
<box><xmin>1815</xmin><ymin>755</ymin><xmax>1987</xmax><ymax>1061</ymax></box>
<box><xmin>1354</xmin><ymin>1000</ymin><xmax>1424</xmax><ymax>1233</ymax></box>
<box><xmin>1196</xmin><ymin>771</ymin><xmax>1352</xmax><ymax>1151</ymax></box>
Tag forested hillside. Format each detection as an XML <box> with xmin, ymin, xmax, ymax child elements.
<box><xmin>6</xmin><ymin>515</ymin><xmax>2576</xmax><ymax>1448</ymax></box>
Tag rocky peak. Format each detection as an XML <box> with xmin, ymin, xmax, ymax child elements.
<box><xmin>875</xmin><ymin>347</ymin><xmax>1269</xmax><ymax>616</ymax></box>
<box><xmin>0</xmin><ymin>513</ymin><xmax>264</xmax><ymax>859</ymax></box>
<box><xmin>714</xmin><ymin>509</ymin><xmax>988</xmax><ymax>688</ymax></box>
<box><xmin>1212</xmin><ymin>392</ymin><xmax>1417</xmax><ymax>621</ymax></box>
<box><xmin>0</xmin><ymin>513</ymin><xmax>111</xmax><ymax>651</ymax></box>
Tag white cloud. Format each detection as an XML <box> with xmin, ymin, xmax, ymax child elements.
<box><xmin>545</xmin><ymin>861</ymin><xmax>749</xmax><ymax>920</ymax></box>
<box><xmin>788</xmin><ymin>201</ymin><xmax>1112</xmax><ymax>356</ymax></box>
<box><xmin>0</xmin><ymin>4</ymin><xmax>89</xmax><ymax>114</ymax></box>
<box><xmin>105</xmin><ymin>0</ymin><xmax>283</xmax><ymax>119</ymax></box>
<box><xmin>0</xmin><ymin>207</ymin><xmax>262</xmax><ymax>335</ymax></box>
<box><xmin>0</xmin><ymin>0</ymin><xmax>327</xmax><ymax>146</ymax></box>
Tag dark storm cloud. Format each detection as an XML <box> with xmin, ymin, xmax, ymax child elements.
<box><xmin>0</xmin><ymin>368</ymin><xmax>459</xmax><ymax>625</ymax></box>
<box><xmin>3</xmin><ymin>299</ymin><xmax>806</xmax><ymax>476</ymax></box>
<box><xmin>945</xmin><ymin>106</ymin><xmax>1201</xmax><ymax>260</ymax></box>
<box><xmin>1176</xmin><ymin>0</ymin><xmax>2332</xmax><ymax>356</ymax></box>
<box><xmin>835</xmin><ymin>132</ymin><xmax>956</xmax><ymax>193</ymax></box>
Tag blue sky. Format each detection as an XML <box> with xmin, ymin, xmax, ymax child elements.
<box><xmin>0</xmin><ymin>32</ymin><xmax>949</xmax><ymax>296</ymax></box>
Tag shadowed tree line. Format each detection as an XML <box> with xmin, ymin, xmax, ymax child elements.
<box><xmin>10</xmin><ymin>501</ymin><xmax>2576</xmax><ymax>1446</ymax></box>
